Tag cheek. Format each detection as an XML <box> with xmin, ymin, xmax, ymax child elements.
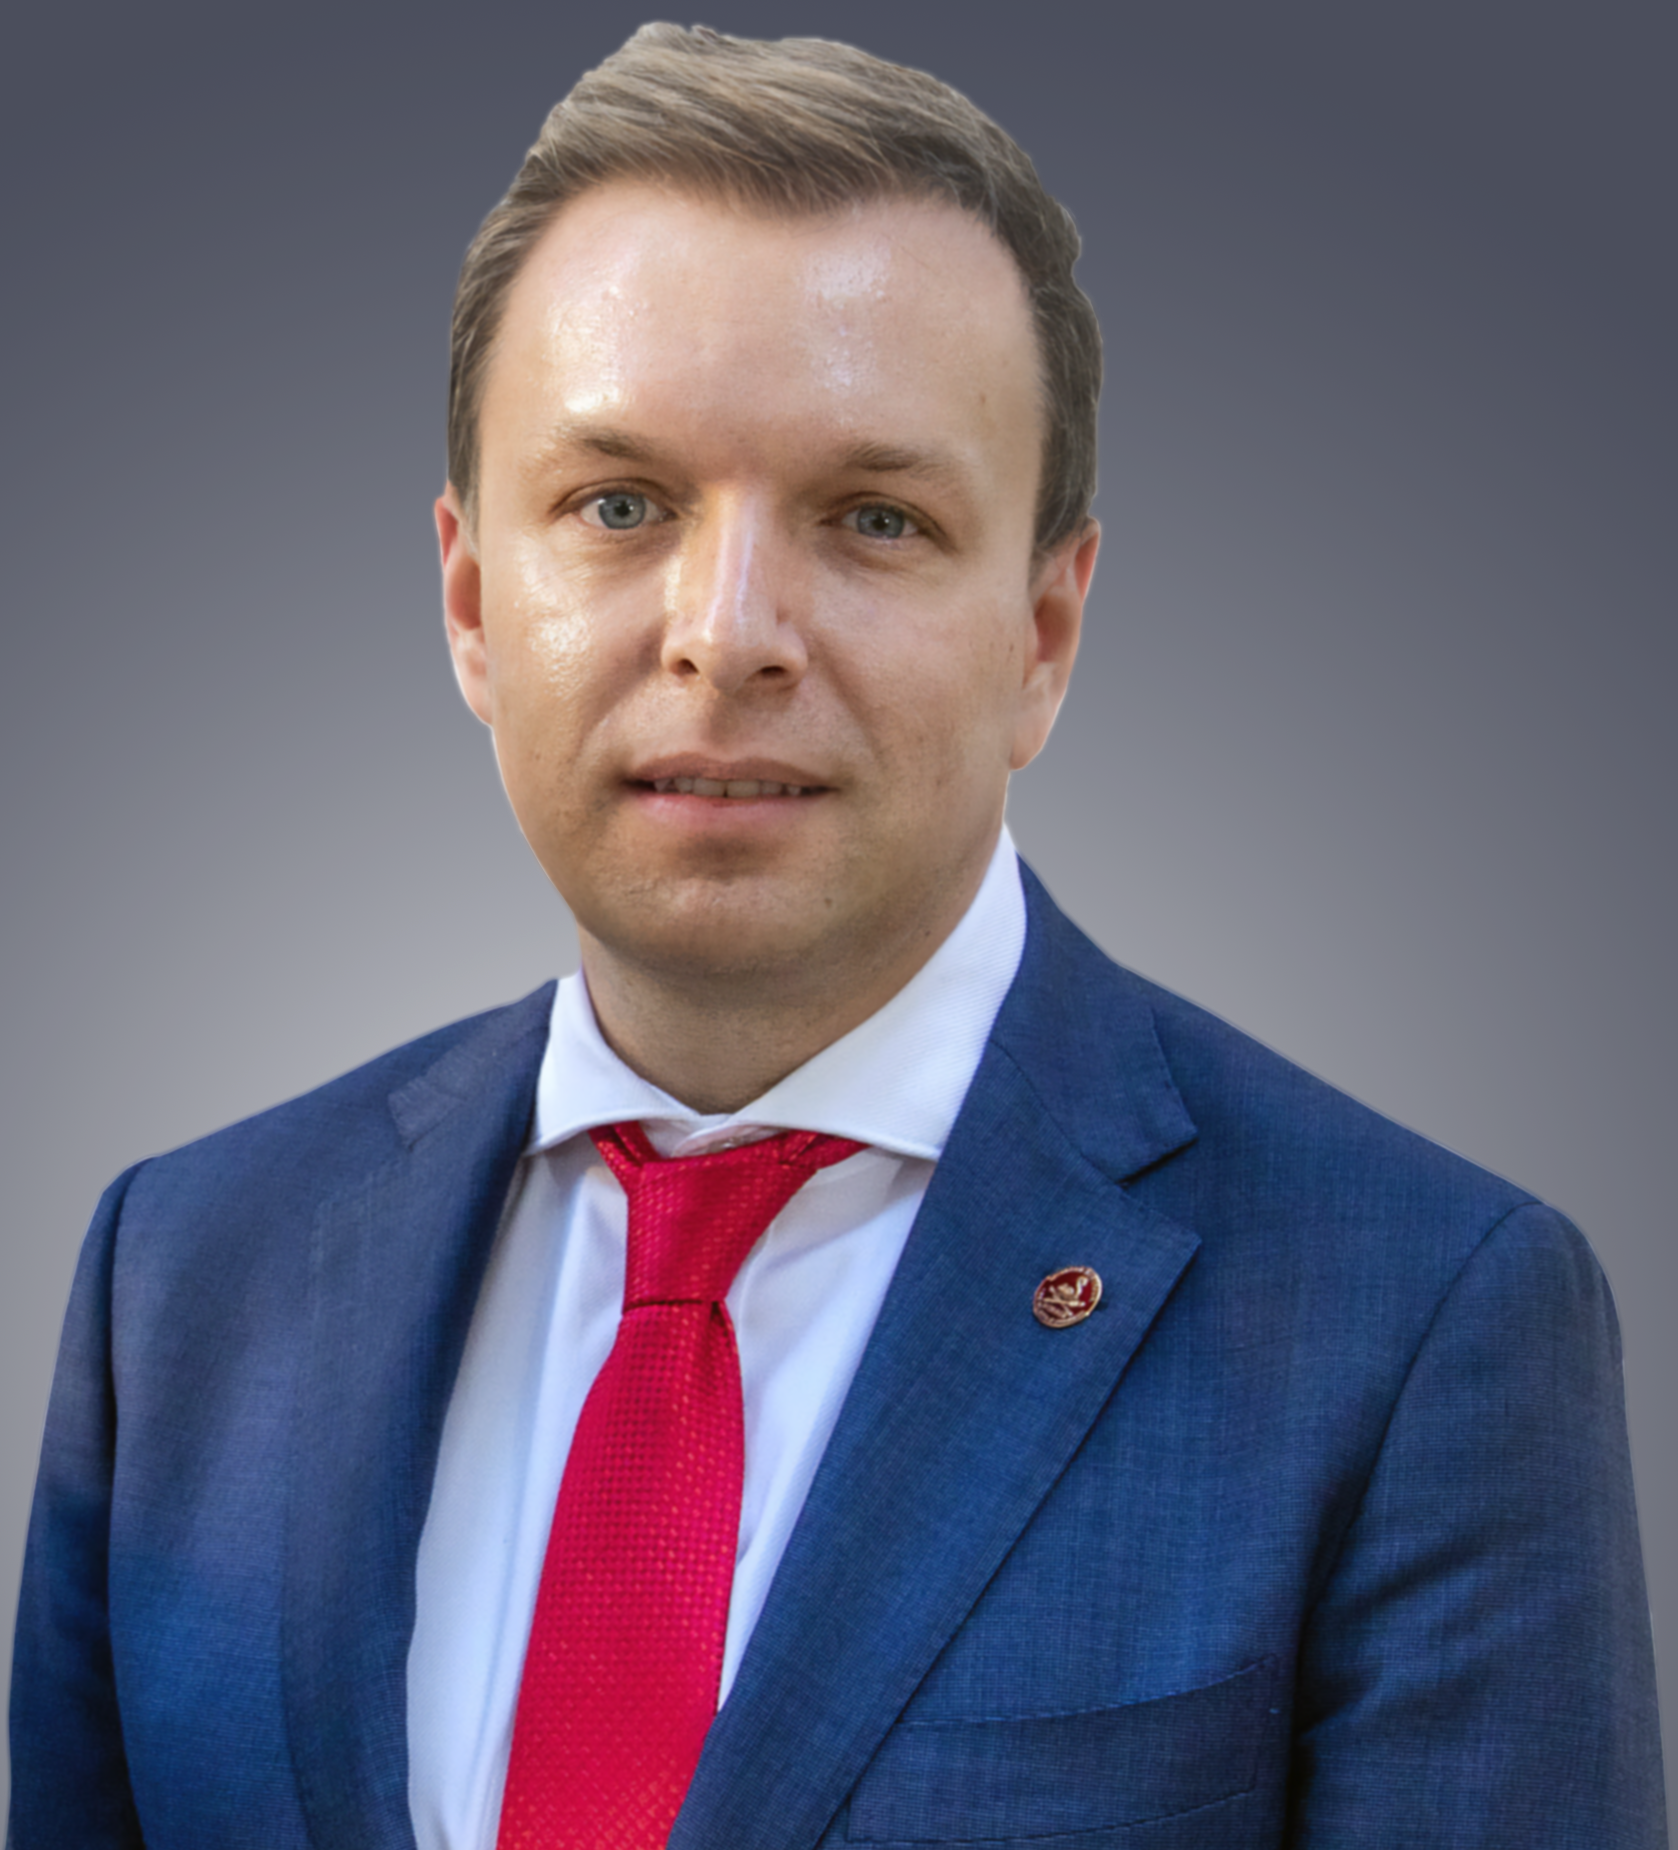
<box><xmin>862</xmin><ymin>628</ymin><xmax>1025</xmax><ymax>796</ymax></box>
<box><xmin>928</xmin><ymin>609</ymin><xmax>1029</xmax><ymax>743</ymax></box>
<box><xmin>484</xmin><ymin>547</ymin><xmax>639</xmax><ymax>744</ymax></box>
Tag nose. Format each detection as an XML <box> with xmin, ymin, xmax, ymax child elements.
<box><xmin>660</xmin><ymin>499</ymin><xmax>807</xmax><ymax>695</ymax></box>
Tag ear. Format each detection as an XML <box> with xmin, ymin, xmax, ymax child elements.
<box><xmin>1011</xmin><ymin>520</ymin><xmax>1099</xmax><ymax>771</ymax></box>
<box><xmin>437</xmin><ymin>484</ymin><xmax>493</xmax><ymax>726</ymax></box>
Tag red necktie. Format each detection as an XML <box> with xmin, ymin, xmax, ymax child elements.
<box><xmin>497</xmin><ymin>1120</ymin><xmax>865</xmax><ymax>1850</ymax></box>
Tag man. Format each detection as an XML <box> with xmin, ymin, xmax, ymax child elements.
<box><xmin>8</xmin><ymin>22</ymin><xmax>1665</xmax><ymax>1849</ymax></box>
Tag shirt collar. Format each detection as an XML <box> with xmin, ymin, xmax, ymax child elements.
<box><xmin>529</xmin><ymin>826</ymin><xmax>1026</xmax><ymax>1162</ymax></box>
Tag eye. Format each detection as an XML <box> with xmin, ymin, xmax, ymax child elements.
<box><xmin>844</xmin><ymin>503</ymin><xmax>918</xmax><ymax>541</ymax></box>
<box><xmin>579</xmin><ymin>490</ymin><xmax>663</xmax><ymax>531</ymax></box>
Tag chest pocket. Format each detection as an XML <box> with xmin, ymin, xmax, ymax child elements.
<box><xmin>846</xmin><ymin>1658</ymin><xmax>1274</xmax><ymax>1843</ymax></box>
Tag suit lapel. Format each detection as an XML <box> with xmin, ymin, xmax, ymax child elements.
<box><xmin>283</xmin><ymin>986</ymin><xmax>553</xmax><ymax>1850</ymax></box>
<box><xmin>674</xmin><ymin>870</ymin><xmax>1201</xmax><ymax>1850</ymax></box>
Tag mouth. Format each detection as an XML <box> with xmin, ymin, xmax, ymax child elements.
<box><xmin>641</xmin><ymin>775</ymin><xmax>822</xmax><ymax>799</ymax></box>
<box><xmin>628</xmin><ymin>758</ymin><xmax>831</xmax><ymax>801</ymax></box>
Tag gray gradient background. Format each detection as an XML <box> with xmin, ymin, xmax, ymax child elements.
<box><xmin>3</xmin><ymin>0</ymin><xmax>1672</xmax><ymax>1821</ymax></box>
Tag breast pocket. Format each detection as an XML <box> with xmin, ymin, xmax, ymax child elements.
<box><xmin>846</xmin><ymin>1659</ymin><xmax>1275</xmax><ymax>1844</ymax></box>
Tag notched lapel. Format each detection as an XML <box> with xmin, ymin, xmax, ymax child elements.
<box><xmin>284</xmin><ymin>988</ymin><xmax>551</xmax><ymax>1850</ymax></box>
<box><xmin>675</xmin><ymin>875</ymin><xmax>1201</xmax><ymax>1850</ymax></box>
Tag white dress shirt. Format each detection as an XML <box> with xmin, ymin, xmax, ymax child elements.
<box><xmin>407</xmin><ymin>830</ymin><xmax>1027</xmax><ymax>1850</ymax></box>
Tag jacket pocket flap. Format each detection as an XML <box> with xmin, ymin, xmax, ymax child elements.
<box><xmin>847</xmin><ymin>1659</ymin><xmax>1274</xmax><ymax>1843</ymax></box>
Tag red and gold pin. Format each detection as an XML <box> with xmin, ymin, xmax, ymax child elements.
<box><xmin>1032</xmin><ymin>1266</ymin><xmax>1103</xmax><ymax>1328</ymax></box>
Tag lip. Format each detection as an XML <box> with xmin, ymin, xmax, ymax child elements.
<box><xmin>627</xmin><ymin>755</ymin><xmax>831</xmax><ymax>790</ymax></box>
<box><xmin>621</xmin><ymin>754</ymin><xmax>834</xmax><ymax>828</ymax></box>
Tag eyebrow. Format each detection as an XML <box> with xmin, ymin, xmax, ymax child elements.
<box><xmin>833</xmin><ymin>439</ymin><xmax>972</xmax><ymax>492</ymax></box>
<box><xmin>534</xmin><ymin>421</ymin><xmax>664</xmax><ymax>467</ymax></box>
<box><xmin>533</xmin><ymin>422</ymin><xmax>975</xmax><ymax>496</ymax></box>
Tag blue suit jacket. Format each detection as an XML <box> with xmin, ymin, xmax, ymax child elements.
<box><xmin>10</xmin><ymin>868</ymin><xmax>1666</xmax><ymax>1847</ymax></box>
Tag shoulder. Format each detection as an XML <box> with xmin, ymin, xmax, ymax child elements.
<box><xmin>1143</xmin><ymin>969</ymin><xmax>1529</xmax><ymax>1224</ymax></box>
<box><xmin>1012</xmin><ymin>865</ymin><xmax>1576</xmax><ymax>1312</ymax></box>
<box><xmin>1129</xmin><ymin>964</ymin><xmax>1614</xmax><ymax>1387</ymax></box>
<box><xmin>116</xmin><ymin>982</ymin><xmax>555</xmax><ymax>1223</ymax></box>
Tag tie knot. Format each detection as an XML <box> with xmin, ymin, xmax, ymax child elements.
<box><xmin>591</xmin><ymin>1123</ymin><xmax>865</xmax><ymax>1307</ymax></box>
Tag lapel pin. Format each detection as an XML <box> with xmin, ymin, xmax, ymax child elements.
<box><xmin>1033</xmin><ymin>1266</ymin><xmax>1103</xmax><ymax>1328</ymax></box>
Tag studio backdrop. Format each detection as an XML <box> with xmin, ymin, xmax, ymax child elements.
<box><xmin>3</xmin><ymin>0</ymin><xmax>1672</xmax><ymax>1817</ymax></box>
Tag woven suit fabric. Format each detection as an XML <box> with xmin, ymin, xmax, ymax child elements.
<box><xmin>496</xmin><ymin>1121</ymin><xmax>866</xmax><ymax>1850</ymax></box>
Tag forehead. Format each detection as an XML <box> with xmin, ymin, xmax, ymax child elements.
<box><xmin>479</xmin><ymin>180</ymin><xmax>1042</xmax><ymax>488</ymax></box>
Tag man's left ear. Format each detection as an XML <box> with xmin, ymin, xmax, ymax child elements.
<box><xmin>1012</xmin><ymin>520</ymin><xmax>1099</xmax><ymax>771</ymax></box>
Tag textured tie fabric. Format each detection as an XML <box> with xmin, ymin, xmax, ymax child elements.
<box><xmin>497</xmin><ymin>1121</ymin><xmax>866</xmax><ymax>1850</ymax></box>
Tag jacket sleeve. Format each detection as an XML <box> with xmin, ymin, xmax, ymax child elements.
<box><xmin>8</xmin><ymin>1165</ymin><xmax>148</xmax><ymax>1849</ymax></box>
<box><xmin>1287</xmin><ymin>1201</ymin><xmax>1667</xmax><ymax>1846</ymax></box>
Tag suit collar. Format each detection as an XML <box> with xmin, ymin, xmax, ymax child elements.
<box><xmin>283</xmin><ymin>985</ymin><xmax>552</xmax><ymax>1850</ymax></box>
<box><xmin>993</xmin><ymin>861</ymin><xmax>1198</xmax><ymax>1183</ymax></box>
<box><xmin>673</xmin><ymin>868</ymin><xmax>1201</xmax><ymax>1850</ymax></box>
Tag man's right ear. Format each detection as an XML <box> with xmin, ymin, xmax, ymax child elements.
<box><xmin>436</xmin><ymin>484</ymin><xmax>493</xmax><ymax>727</ymax></box>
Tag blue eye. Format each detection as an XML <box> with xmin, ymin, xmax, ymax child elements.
<box><xmin>588</xmin><ymin>492</ymin><xmax>652</xmax><ymax>530</ymax></box>
<box><xmin>849</xmin><ymin>504</ymin><xmax>912</xmax><ymax>540</ymax></box>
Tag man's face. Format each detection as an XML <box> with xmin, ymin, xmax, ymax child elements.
<box><xmin>440</xmin><ymin>182</ymin><xmax>1094</xmax><ymax>1010</ymax></box>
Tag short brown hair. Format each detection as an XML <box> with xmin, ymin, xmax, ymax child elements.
<box><xmin>447</xmin><ymin>24</ymin><xmax>1101</xmax><ymax>555</ymax></box>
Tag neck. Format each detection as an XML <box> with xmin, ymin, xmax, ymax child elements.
<box><xmin>578</xmin><ymin>866</ymin><xmax>992</xmax><ymax>1115</ymax></box>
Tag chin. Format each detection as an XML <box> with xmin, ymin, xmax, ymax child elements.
<box><xmin>580</xmin><ymin>881</ymin><xmax>844</xmax><ymax>984</ymax></box>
